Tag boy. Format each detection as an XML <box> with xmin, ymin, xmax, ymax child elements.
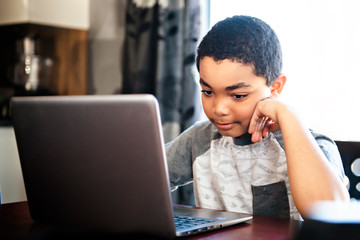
<box><xmin>165</xmin><ymin>15</ymin><xmax>349</xmax><ymax>220</ymax></box>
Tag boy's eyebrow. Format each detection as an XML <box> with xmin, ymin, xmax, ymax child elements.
<box><xmin>225</xmin><ymin>82</ymin><xmax>251</xmax><ymax>91</ymax></box>
<box><xmin>200</xmin><ymin>78</ymin><xmax>251</xmax><ymax>90</ymax></box>
<box><xmin>199</xmin><ymin>78</ymin><xmax>212</xmax><ymax>88</ymax></box>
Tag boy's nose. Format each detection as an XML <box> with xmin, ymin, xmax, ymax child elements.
<box><xmin>213</xmin><ymin>98</ymin><xmax>230</xmax><ymax>116</ymax></box>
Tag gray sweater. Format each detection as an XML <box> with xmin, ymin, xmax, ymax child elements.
<box><xmin>166</xmin><ymin>120</ymin><xmax>346</xmax><ymax>219</ymax></box>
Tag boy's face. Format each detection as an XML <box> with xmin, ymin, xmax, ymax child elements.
<box><xmin>199</xmin><ymin>57</ymin><xmax>271</xmax><ymax>138</ymax></box>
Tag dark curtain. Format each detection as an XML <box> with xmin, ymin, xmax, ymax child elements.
<box><xmin>122</xmin><ymin>0</ymin><xmax>201</xmax><ymax>142</ymax></box>
<box><xmin>122</xmin><ymin>0</ymin><xmax>202</xmax><ymax>205</ymax></box>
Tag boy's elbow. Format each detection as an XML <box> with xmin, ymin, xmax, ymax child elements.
<box><xmin>300</xmin><ymin>189</ymin><xmax>350</xmax><ymax>219</ymax></box>
<box><xmin>339</xmin><ymin>188</ymin><xmax>351</xmax><ymax>202</ymax></box>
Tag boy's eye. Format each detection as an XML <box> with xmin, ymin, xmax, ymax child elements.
<box><xmin>201</xmin><ymin>90</ymin><xmax>213</xmax><ymax>96</ymax></box>
<box><xmin>233</xmin><ymin>94</ymin><xmax>247</xmax><ymax>100</ymax></box>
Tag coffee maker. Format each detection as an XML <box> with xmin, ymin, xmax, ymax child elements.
<box><xmin>12</xmin><ymin>36</ymin><xmax>55</xmax><ymax>93</ymax></box>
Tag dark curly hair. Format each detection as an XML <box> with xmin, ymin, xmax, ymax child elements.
<box><xmin>196</xmin><ymin>15</ymin><xmax>282</xmax><ymax>86</ymax></box>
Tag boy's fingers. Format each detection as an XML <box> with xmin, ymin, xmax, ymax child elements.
<box><xmin>265</xmin><ymin>119</ymin><xmax>280</xmax><ymax>133</ymax></box>
<box><xmin>248</xmin><ymin>113</ymin><xmax>259</xmax><ymax>134</ymax></box>
<box><xmin>262</xmin><ymin>126</ymin><xmax>270</xmax><ymax>138</ymax></box>
<box><xmin>250</xmin><ymin>116</ymin><xmax>268</xmax><ymax>142</ymax></box>
<box><xmin>262</xmin><ymin>120</ymin><xmax>273</xmax><ymax>137</ymax></box>
<box><xmin>251</xmin><ymin>130</ymin><xmax>261</xmax><ymax>142</ymax></box>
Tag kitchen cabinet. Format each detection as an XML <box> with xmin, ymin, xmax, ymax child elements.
<box><xmin>0</xmin><ymin>0</ymin><xmax>89</xmax><ymax>30</ymax></box>
<box><xmin>0</xmin><ymin>0</ymin><xmax>89</xmax><ymax>96</ymax></box>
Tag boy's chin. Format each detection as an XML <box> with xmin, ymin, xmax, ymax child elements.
<box><xmin>217</xmin><ymin>128</ymin><xmax>249</xmax><ymax>138</ymax></box>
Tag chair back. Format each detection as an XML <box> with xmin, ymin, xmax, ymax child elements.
<box><xmin>335</xmin><ymin>141</ymin><xmax>360</xmax><ymax>199</ymax></box>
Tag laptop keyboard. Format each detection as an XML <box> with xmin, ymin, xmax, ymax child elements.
<box><xmin>174</xmin><ymin>215</ymin><xmax>215</xmax><ymax>231</ymax></box>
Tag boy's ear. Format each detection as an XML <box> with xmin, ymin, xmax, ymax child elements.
<box><xmin>270</xmin><ymin>74</ymin><xmax>286</xmax><ymax>97</ymax></box>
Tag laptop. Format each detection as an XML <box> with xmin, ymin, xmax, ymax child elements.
<box><xmin>11</xmin><ymin>94</ymin><xmax>252</xmax><ymax>238</ymax></box>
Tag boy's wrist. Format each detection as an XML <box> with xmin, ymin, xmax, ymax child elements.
<box><xmin>276</xmin><ymin>103</ymin><xmax>307</xmax><ymax>135</ymax></box>
<box><xmin>273</xmin><ymin>101</ymin><xmax>292</xmax><ymax>126</ymax></box>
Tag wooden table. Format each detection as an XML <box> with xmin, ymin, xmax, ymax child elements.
<box><xmin>0</xmin><ymin>201</ymin><xmax>301</xmax><ymax>239</ymax></box>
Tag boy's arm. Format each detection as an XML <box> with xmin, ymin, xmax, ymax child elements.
<box><xmin>248</xmin><ymin>98</ymin><xmax>350</xmax><ymax>218</ymax></box>
<box><xmin>165</xmin><ymin>120</ymin><xmax>216</xmax><ymax>191</ymax></box>
<box><xmin>165</xmin><ymin>129</ymin><xmax>194</xmax><ymax>191</ymax></box>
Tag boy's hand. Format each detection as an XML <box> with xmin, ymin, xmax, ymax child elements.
<box><xmin>248</xmin><ymin>98</ymin><xmax>283</xmax><ymax>142</ymax></box>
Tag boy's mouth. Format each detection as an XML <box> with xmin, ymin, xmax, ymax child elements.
<box><xmin>213</xmin><ymin>121</ymin><xmax>235</xmax><ymax>130</ymax></box>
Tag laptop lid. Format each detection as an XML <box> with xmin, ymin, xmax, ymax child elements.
<box><xmin>11</xmin><ymin>94</ymin><xmax>252</xmax><ymax>238</ymax></box>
